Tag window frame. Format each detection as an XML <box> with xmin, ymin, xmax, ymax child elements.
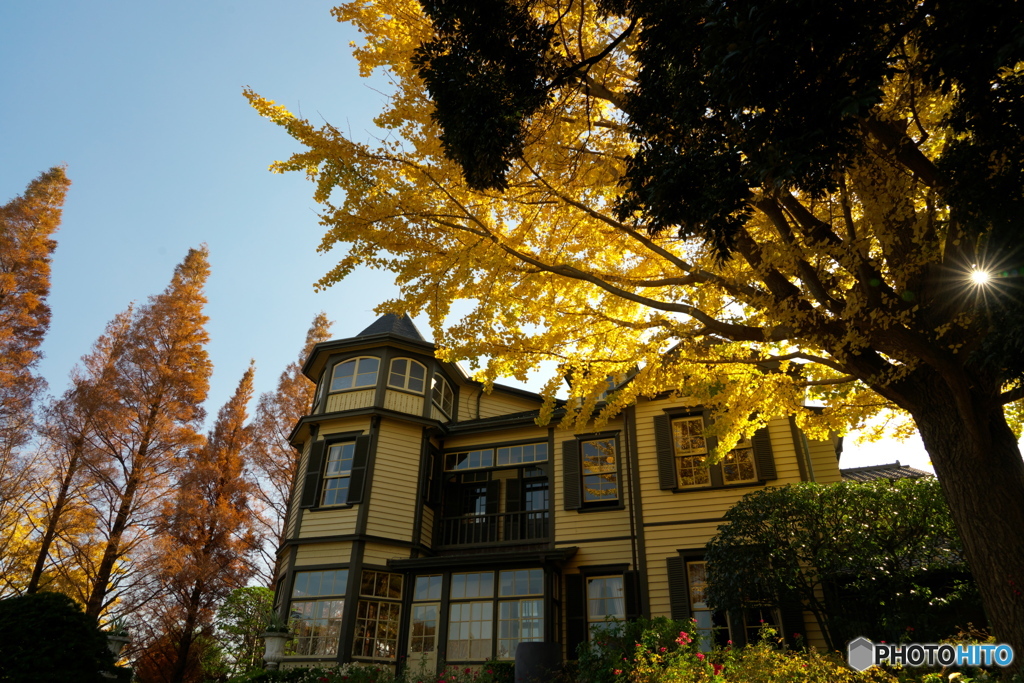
<box><xmin>432</xmin><ymin>373</ymin><xmax>454</xmax><ymax>416</ymax></box>
<box><xmin>388</xmin><ymin>357</ymin><xmax>427</xmax><ymax>394</ymax></box>
<box><xmin>655</xmin><ymin>411</ymin><xmax>774</xmax><ymax>492</ymax></box>
<box><xmin>320</xmin><ymin>441</ymin><xmax>356</xmax><ymax>507</ymax></box>
<box><xmin>562</xmin><ymin>432</ymin><xmax>624</xmax><ymax>512</ymax></box>
<box><xmin>287</xmin><ymin>569</ymin><xmax>350</xmax><ymax>657</ymax></box>
<box><xmin>585</xmin><ymin>574</ymin><xmax>625</xmax><ymax>639</ymax></box>
<box><xmin>352</xmin><ymin>569</ymin><xmax>404</xmax><ymax>661</ymax></box>
<box><xmin>445</xmin><ymin>568</ymin><xmax>547</xmax><ymax>662</ymax></box>
<box><xmin>329</xmin><ymin>356</ymin><xmax>380</xmax><ymax>393</ymax></box>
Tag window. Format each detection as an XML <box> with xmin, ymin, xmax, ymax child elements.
<box><xmin>321</xmin><ymin>442</ymin><xmax>355</xmax><ymax>506</ymax></box>
<box><xmin>410</xmin><ymin>575</ymin><xmax>442</xmax><ymax>654</ymax></box>
<box><xmin>496</xmin><ymin>443</ymin><xmax>548</xmax><ymax>466</ymax></box>
<box><xmin>448</xmin><ymin>572</ymin><xmax>494</xmax><ymax>660</ymax></box>
<box><xmin>445</xmin><ymin>449</ymin><xmax>494</xmax><ymax>471</ymax></box>
<box><xmin>288</xmin><ymin>569</ymin><xmax>348</xmax><ymax>656</ymax></box>
<box><xmin>562</xmin><ymin>435</ymin><xmax>621</xmax><ymax>511</ymax></box>
<box><xmin>330</xmin><ymin>357</ymin><xmax>379</xmax><ymax>392</ymax></box>
<box><xmin>722</xmin><ymin>441</ymin><xmax>757</xmax><ymax>484</ymax></box>
<box><xmin>586</xmin><ymin>576</ymin><xmax>624</xmax><ymax>637</ymax></box>
<box><xmin>672</xmin><ymin>417</ymin><xmax>756</xmax><ymax>486</ymax></box>
<box><xmin>389</xmin><ymin>358</ymin><xmax>426</xmax><ymax>393</ymax></box>
<box><xmin>432</xmin><ymin>374</ymin><xmax>454</xmax><ymax>415</ymax></box>
<box><xmin>686</xmin><ymin>561</ymin><xmax>714</xmax><ymax>650</ymax></box>
<box><xmin>497</xmin><ymin>569</ymin><xmax>544</xmax><ymax>659</ymax></box>
<box><xmin>672</xmin><ymin>417</ymin><xmax>711</xmax><ymax>488</ymax></box>
<box><xmin>655</xmin><ymin>413</ymin><xmax>772</xmax><ymax>491</ymax></box>
<box><xmin>445</xmin><ymin>443</ymin><xmax>548</xmax><ymax>471</ymax></box>
<box><xmin>581</xmin><ymin>438</ymin><xmax>619</xmax><ymax>503</ymax></box>
<box><xmin>353</xmin><ymin>570</ymin><xmax>403</xmax><ymax>660</ymax></box>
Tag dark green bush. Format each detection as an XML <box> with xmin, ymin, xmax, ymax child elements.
<box><xmin>0</xmin><ymin>591</ymin><xmax>115</xmax><ymax>683</ymax></box>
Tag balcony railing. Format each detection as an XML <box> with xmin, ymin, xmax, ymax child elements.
<box><xmin>439</xmin><ymin>510</ymin><xmax>549</xmax><ymax>546</ymax></box>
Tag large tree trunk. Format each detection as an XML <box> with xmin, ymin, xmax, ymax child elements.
<box><xmin>906</xmin><ymin>376</ymin><xmax>1024</xmax><ymax>672</ymax></box>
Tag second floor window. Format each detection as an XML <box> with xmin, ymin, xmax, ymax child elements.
<box><xmin>322</xmin><ymin>442</ymin><xmax>355</xmax><ymax>506</ymax></box>
<box><xmin>581</xmin><ymin>438</ymin><xmax>619</xmax><ymax>503</ymax></box>
<box><xmin>389</xmin><ymin>358</ymin><xmax>426</xmax><ymax>393</ymax></box>
<box><xmin>432</xmin><ymin>374</ymin><xmax>454</xmax><ymax>415</ymax></box>
<box><xmin>331</xmin><ymin>357</ymin><xmax>379</xmax><ymax>392</ymax></box>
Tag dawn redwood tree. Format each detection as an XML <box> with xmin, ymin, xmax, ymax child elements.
<box><xmin>0</xmin><ymin>166</ymin><xmax>69</xmax><ymax>459</ymax></box>
<box><xmin>248</xmin><ymin>312</ymin><xmax>331</xmax><ymax>583</ymax></box>
<box><xmin>248</xmin><ymin>0</ymin><xmax>1024</xmax><ymax>657</ymax></box>
<box><xmin>83</xmin><ymin>247</ymin><xmax>212</xmax><ymax>618</ymax></box>
<box><xmin>148</xmin><ymin>363</ymin><xmax>260</xmax><ymax>683</ymax></box>
<box><xmin>0</xmin><ymin>167</ymin><xmax>70</xmax><ymax>587</ymax></box>
<box><xmin>26</xmin><ymin>311</ymin><xmax>131</xmax><ymax>596</ymax></box>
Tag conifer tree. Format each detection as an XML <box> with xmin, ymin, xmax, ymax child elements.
<box><xmin>0</xmin><ymin>167</ymin><xmax>70</xmax><ymax>589</ymax></box>
<box><xmin>248</xmin><ymin>312</ymin><xmax>331</xmax><ymax>582</ymax></box>
<box><xmin>143</xmin><ymin>363</ymin><xmax>260</xmax><ymax>683</ymax></box>
<box><xmin>82</xmin><ymin>247</ymin><xmax>212</xmax><ymax>618</ymax></box>
<box><xmin>25</xmin><ymin>310</ymin><xmax>132</xmax><ymax>596</ymax></box>
<box><xmin>0</xmin><ymin>166</ymin><xmax>69</xmax><ymax>458</ymax></box>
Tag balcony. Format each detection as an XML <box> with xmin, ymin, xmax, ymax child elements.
<box><xmin>439</xmin><ymin>509</ymin><xmax>549</xmax><ymax>546</ymax></box>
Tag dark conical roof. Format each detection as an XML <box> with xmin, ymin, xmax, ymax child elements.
<box><xmin>356</xmin><ymin>313</ymin><xmax>426</xmax><ymax>342</ymax></box>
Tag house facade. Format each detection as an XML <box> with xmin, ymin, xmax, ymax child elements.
<box><xmin>273</xmin><ymin>314</ymin><xmax>843</xmax><ymax>671</ymax></box>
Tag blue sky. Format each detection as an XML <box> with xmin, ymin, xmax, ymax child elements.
<box><xmin>1</xmin><ymin>0</ymin><xmax>934</xmax><ymax>473</ymax></box>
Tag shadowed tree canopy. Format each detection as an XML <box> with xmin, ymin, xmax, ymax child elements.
<box><xmin>247</xmin><ymin>0</ymin><xmax>1024</xmax><ymax>662</ymax></box>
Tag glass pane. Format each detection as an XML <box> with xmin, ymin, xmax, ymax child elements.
<box><xmin>331</xmin><ymin>360</ymin><xmax>356</xmax><ymax>391</ymax></box>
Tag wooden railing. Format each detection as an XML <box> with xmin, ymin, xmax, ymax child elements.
<box><xmin>439</xmin><ymin>510</ymin><xmax>549</xmax><ymax>546</ymax></box>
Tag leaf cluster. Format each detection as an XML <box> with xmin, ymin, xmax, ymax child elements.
<box><xmin>705</xmin><ymin>478</ymin><xmax>979</xmax><ymax>650</ymax></box>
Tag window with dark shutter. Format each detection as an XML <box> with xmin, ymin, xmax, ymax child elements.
<box><xmin>562</xmin><ymin>440</ymin><xmax>581</xmax><ymax>510</ymax></box>
<box><xmin>665</xmin><ymin>556</ymin><xmax>689</xmax><ymax>621</ymax></box>
<box><xmin>654</xmin><ymin>415</ymin><xmax>676</xmax><ymax>490</ymax></box>
<box><xmin>565</xmin><ymin>574</ymin><xmax>586</xmax><ymax>659</ymax></box>
<box><xmin>300</xmin><ymin>440</ymin><xmax>326</xmax><ymax>508</ymax></box>
<box><xmin>344</xmin><ymin>435</ymin><xmax>372</xmax><ymax>504</ymax></box>
<box><xmin>751</xmin><ymin>426</ymin><xmax>776</xmax><ymax>480</ymax></box>
<box><xmin>657</xmin><ymin>411</ymin><xmax>776</xmax><ymax>490</ymax></box>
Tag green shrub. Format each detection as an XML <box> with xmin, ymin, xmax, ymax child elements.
<box><xmin>0</xmin><ymin>591</ymin><xmax>116</xmax><ymax>683</ymax></box>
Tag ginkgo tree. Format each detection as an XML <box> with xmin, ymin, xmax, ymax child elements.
<box><xmin>248</xmin><ymin>0</ymin><xmax>1024</xmax><ymax>658</ymax></box>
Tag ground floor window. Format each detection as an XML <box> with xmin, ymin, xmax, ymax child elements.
<box><xmin>288</xmin><ymin>569</ymin><xmax>349</xmax><ymax>656</ymax></box>
<box><xmin>586</xmin><ymin>575</ymin><xmax>624</xmax><ymax>637</ymax></box>
<box><xmin>439</xmin><ymin>568</ymin><xmax>546</xmax><ymax>661</ymax></box>
<box><xmin>353</xmin><ymin>570</ymin><xmax>403</xmax><ymax>660</ymax></box>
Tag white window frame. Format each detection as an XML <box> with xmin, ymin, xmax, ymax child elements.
<box><xmin>330</xmin><ymin>356</ymin><xmax>380</xmax><ymax>392</ymax></box>
<box><xmin>388</xmin><ymin>358</ymin><xmax>427</xmax><ymax>393</ymax></box>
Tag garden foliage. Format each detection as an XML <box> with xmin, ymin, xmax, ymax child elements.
<box><xmin>706</xmin><ymin>479</ymin><xmax>982</xmax><ymax>650</ymax></box>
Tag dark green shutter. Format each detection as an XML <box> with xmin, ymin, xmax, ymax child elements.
<box><xmin>624</xmin><ymin>570</ymin><xmax>642</xmax><ymax>620</ymax></box>
<box><xmin>666</xmin><ymin>557</ymin><xmax>690</xmax><ymax>621</ymax></box>
<box><xmin>730</xmin><ymin>610</ymin><xmax>749</xmax><ymax>646</ymax></box>
<box><xmin>505</xmin><ymin>479</ymin><xmax>521</xmax><ymax>513</ymax></box>
<box><xmin>751</xmin><ymin>426</ymin><xmax>777</xmax><ymax>480</ymax></box>
<box><xmin>300</xmin><ymin>440</ymin><xmax>326</xmax><ymax>508</ymax></box>
<box><xmin>505</xmin><ymin>479</ymin><xmax>522</xmax><ymax>541</ymax></box>
<box><xmin>779</xmin><ymin>601</ymin><xmax>805</xmax><ymax>648</ymax></box>
<box><xmin>345</xmin><ymin>435</ymin><xmax>372</xmax><ymax>504</ymax></box>
<box><xmin>703</xmin><ymin>410</ymin><xmax>724</xmax><ymax>488</ymax></box>
<box><xmin>654</xmin><ymin>414</ymin><xmax>677</xmax><ymax>490</ymax></box>
<box><xmin>562</xmin><ymin>440</ymin><xmax>581</xmax><ymax>510</ymax></box>
<box><xmin>565</xmin><ymin>574</ymin><xmax>586</xmax><ymax>659</ymax></box>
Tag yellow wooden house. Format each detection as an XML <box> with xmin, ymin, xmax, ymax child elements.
<box><xmin>274</xmin><ymin>314</ymin><xmax>842</xmax><ymax>670</ymax></box>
